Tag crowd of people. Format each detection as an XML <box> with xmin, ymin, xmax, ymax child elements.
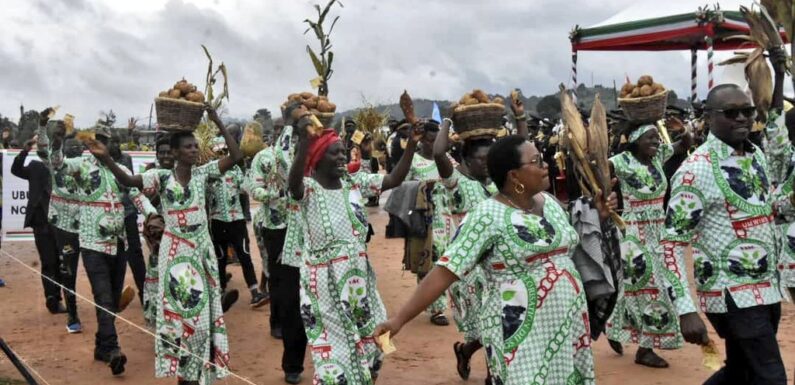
<box><xmin>5</xmin><ymin>45</ymin><xmax>795</xmax><ymax>385</ymax></box>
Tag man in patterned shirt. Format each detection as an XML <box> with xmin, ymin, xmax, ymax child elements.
<box><xmin>36</xmin><ymin>115</ymin><xmax>85</xmax><ymax>334</ymax></box>
<box><xmin>661</xmin><ymin>82</ymin><xmax>787</xmax><ymax>384</ymax></box>
<box><xmin>244</xmin><ymin>101</ymin><xmax>307</xmax><ymax>384</ymax></box>
<box><xmin>48</xmin><ymin>123</ymin><xmax>155</xmax><ymax>376</ymax></box>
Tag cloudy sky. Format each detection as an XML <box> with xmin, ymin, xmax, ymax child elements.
<box><xmin>1</xmin><ymin>0</ymin><xmax>791</xmax><ymax>127</ymax></box>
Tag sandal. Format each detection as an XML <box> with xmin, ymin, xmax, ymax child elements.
<box><xmin>634</xmin><ymin>348</ymin><xmax>669</xmax><ymax>368</ymax></box>
<box><xmin>454</xmin><ymin>342</ymin><xmax>471</xmax><ymax>380</ymax></box>
<box><xmin>430</xmin><ymin>313</ymin><xmax>449</xmax><ymax>326</ymax></box>
<box><xmin>608</xmin><ymin>339</ymin><xmax>624</xmax><ymax>356</ymax></box>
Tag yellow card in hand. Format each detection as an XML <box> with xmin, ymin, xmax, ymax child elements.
<box><xmin>701</xmin><ymin>339</ymin><xmax>721</xmax><ymax>371</ymax></box>
<box><xmin>351</xmin><ymin>130</ymin><xmax>366</xmax><ymax>145</ymax></box>
<box><xmin>376</xmin><ymin>331</ymin><xmax>396</xmax><ymax>355</ymax></box>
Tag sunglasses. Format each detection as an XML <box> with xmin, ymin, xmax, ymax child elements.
<box><xmin>712</xmin><ymin>107</ymin><xmax>756</xmax><ymax>119</ymax></box>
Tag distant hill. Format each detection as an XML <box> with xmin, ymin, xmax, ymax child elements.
<box><xmin>337</xmin><ymin>84</ymin><xmax>690</xmax><ymax>122</ymax></box>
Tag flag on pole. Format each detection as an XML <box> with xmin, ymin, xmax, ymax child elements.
<box><xmin>432</xmin><ymin>102</ymin><xmax>442</xmax><ymax>122</ymax></box>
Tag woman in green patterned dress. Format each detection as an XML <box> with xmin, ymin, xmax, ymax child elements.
<box><xmin>377</xmin><ymin>135</ymin><xmax>615</xmax><ymax>385</ymax></box>
<box><xmin>605</xmin><ymin>124</ymin><xmax>691</xmax><ymax>368</ymax></box>
<box><xmin>88</xmin><ymin>106</ymin><xmax>240</xmax><ymax>385</ymax></box>
<box><xmin>286</xmin><ymin>113</ymin><xmax>421</xmax><ymax>385</ymax></box>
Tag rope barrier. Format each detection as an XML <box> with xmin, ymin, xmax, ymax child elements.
<box><xmin>0</xmin><ymin>248</ymin><xmax>260</xmax><ymax>385</ymax></box>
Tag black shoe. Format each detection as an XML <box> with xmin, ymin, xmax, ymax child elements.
<box><xmin>94</xmin><ymin>350</ymin><xmax>110</xmax><ymax>363</ymax></box>
<box><xmin>222</xmin><ymin>289</ymin><xmax>239</xmax><ymax>313</ymax></box>
<box><xmin>46</xmin><ymin>298</ymin><xmax>67</xmax><ymax>314</ymax></box>
<box><xmin>250</xmin><ymin>291</ymin><xmax>270</xmax><ymax>308</ymax></box>
<box><xmin>285</xmin><ymin>372</ymin><xmax>302</xmax><ymax>384</ymax></box>
<box><xmin>108</xmin><ymin>349</ymin><xmax>127</xmax><ymax>375</ymax></box>
<box><xmin>271</xmin><ymin>327</ymin><xmax>283</xmax><ymax>340</ymax></box>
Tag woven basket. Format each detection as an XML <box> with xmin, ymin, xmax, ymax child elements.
<box><xmin>452</xmin><ymin>103</ymin><xmax>505</xmax><ymax>137</ymax></box>
<box><xmin>155</xmin><ymin>97</ymin><xmax>205</xmax><ymax>132</ymax></box>
<box><xmin>459</xmin><ymin>128</ymin><xmax>500</xmax><ymax>141</ymax></box>
<box><xmin>314</xmin><ymin>111</ymin><xmax>335</xmax><ymax>127</ymax></box>
<box><xmin>618</xmin><ymin>91</ymin><xmax>669</xmax><ymax>123</ymax></box>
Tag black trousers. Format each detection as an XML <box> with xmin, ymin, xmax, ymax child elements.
<box><xmin>32</xmin><ymin>224</ymin><xmax>63</xmax><ymax>305</ymax></box>
<box><xmin>125</xmin><ymin>214</ymin><xmax>146</xmax><ymax>304</ymax></box>
<box><xmin>54</xmin><ymin>227</ymin><xmax>80</xmax><ymax>321</ymax></box>
<box><xmin>263</xmin><ymin>228</ymin><xmax>307</xmax><ymax>374</ymax></box>
<box><xmin>212</xmin><ymin>220</ymin><xmax>258</xmax><ymax>291</ymax></box>
<box><xmin>704</xmin><ymin>299</ymin><xmax>786</xmax><ymax>385</ymax></box>
<box><xmin>82</xmin><ymin>241</ymin><xmax>127</xmax><ymax>354</ymax></box>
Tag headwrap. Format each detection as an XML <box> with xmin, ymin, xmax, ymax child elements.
<box><xmin>305</xmin><ymin>129</ymin><xmax>340</xmax><ymax>176</ymax></box>
<box><xmin>211</xmin><ymin>136</ymin><xmax>227</xmax><ymax>153</ymax></box>
<box><xmin>628</xmin><ymin>124</ymin><xmax>657</xmax><ymax>144</ymax></box>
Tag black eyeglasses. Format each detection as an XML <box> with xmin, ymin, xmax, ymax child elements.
<box><xmin>712</xmin><ymin>107</ymin><xmax>757</xmax><ymax>119</ymax></box>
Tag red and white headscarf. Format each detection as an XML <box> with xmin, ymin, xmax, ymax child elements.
<box><xmin>304</xmin><ymin>129</ymin><xmax>341</xmax><ymax>176</ymax></box>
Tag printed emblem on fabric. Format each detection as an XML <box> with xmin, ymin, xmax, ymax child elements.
<box><xmin>164</xmin><ymin>256</ymin><xmax>208</xmax><ymax>318</ymax></box>
<box><xmin>501</xmin><ymin>276</ymin><xmax>537</xmax><ymax>352</ymax></box>
<box><xmin>722</xmin><ymin>238</ymin><xmax>772</xmax><ymax>283</ymax></box>
<box><xmin>641</xmin><ymin>301</ymin><xmax>677</xmax><ymax>333</ymax></box>
<box><xmin>299</xmin><ymin>281</ymin><xmax>324</xmax><ymax>341</ymax></box>
<box><xmin>314</xmin><ymin>360</ymin><xmax>352</xmax><ymax>385</ymax></box>
<box><xmin>338</xmin><ymin>268</ymin><xmax>374</xmax><ymax>333</ymax></box>
<box><xmin>621</xmin><ymin>236</ymin><xmax>652</xmax><ymax>291</ymax></box>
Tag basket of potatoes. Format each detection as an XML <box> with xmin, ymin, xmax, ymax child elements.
<box><xmin>618</xmin><ymin>75</ymin><xmax>669</xmax><ymax>123</ymax></box>
<box><xmin>452</xmin><ymin>89</ymin><xmax>505</xmax><ymax>140</ymax></box>
<box><xmin>155</xmin><ymin>78</ymin><xmax>206</xmax><ymax>131</ymax></box>
<box><xmin>286</xmin><ymin>92</ymin><xmax>337</xmax><ymax>127</ymax></box>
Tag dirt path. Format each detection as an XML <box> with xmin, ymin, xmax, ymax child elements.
<box><xmin>1</xmin><ymin>205</ymin><xmax>794</xmax><ymax>384</ymax></box>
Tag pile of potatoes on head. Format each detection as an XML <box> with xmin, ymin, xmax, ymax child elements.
<box><xmin>620</xmin><ymin>75</ymin><xmax>666</xmax><ymax>99</ymax></box>
<box><xmin>286</xmin><ymin>92</ymin><xmax>337</xmax><ymax>114</ymax></box>
<box><xmin>454</xmin><ymin>89</ymin><xmax>504</xmax><ymax>110</ymax></box>
<box><xmin>159</xmin><ymin>78</ymin><xmax>206</xmax><ymax>103</ymax></box>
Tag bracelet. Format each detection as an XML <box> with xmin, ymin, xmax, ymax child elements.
<box><xmin>515</xmin><ymin>113</ymin><xmax>527</xmax><ymax>121</ymax></box>
<box><xmin>442</xmin><ymin>118</ymin><xmax>453</xmax><ymax>127</ymax></box>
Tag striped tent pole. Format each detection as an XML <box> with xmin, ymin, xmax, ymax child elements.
<box><xmin>571</xmin><ymin>49</ymin><xmax>578</xmax><ymax>102</ymax></box>
<box><xmin>705</xmin><ymin>35</ymin><xmax>715</xmax><ymax>90</ymax></box>
<box><xmin>691</xmin><ymin>48</ymin><xmax>698</xmax><ymax>102</ymax></box>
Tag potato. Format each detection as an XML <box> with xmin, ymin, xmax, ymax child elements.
<box><xmin>317</xmin><ymin>100</ymin><xmax>331</xmax><ymax>113</ymax></box>
<box><xmin>472</xmin><ymin>89</ymin><xmax>489</xmax><ymax>104</ymax></box>
<box><xmin>621</xmin><ymin>82</ymin><xmax>635</xmax><ymax>95</ymax></box>
<box><xmin>288</xmin><ymin>93</ymin><xmax>301</xmax><ymax>102</ymax></box>
<box><xmin>318</xmin><ymin>96</ymin><xmax>328</xmax><ymax>102</ymax></box>
<box><xmin>300</xmin><ymin>92</ymin><xmax>314</xmax><ymax>99</ymax></box>
<box><xmin>638</xmin><ymin>75</ymin><xmax>654</xmax><ymax>87</ymax></box>
<box><xmin>174</xmin><ymin>79</ymin><xmax>192</xmax><ymax>94</ymax></box>
<box><xmin>639</xmin><ymin>85</ymin><xmax>653</xmax><ymax>97</ymax></box>
<box><xmin>305</xmin><ymin>98</ymin><xmax>318</xmax><ymax>109</ymax></box>
<box><xmin>185</xmin><ymin>92</ymin><xmax>204</xmax><ymax>103</ymax></box>
<box><xmin>492</xmin><ymin>97</ymin><xmax>504</xmax><ymax>105</ymax></box>
<box><xmin>630</xmin><ymin>87</ymin><xmax>641</xmax><ymax>98</ymax></box>
<box><xmin>652</xmin><ymin>83</ymin><xmax>666</xmax><ymax>94</ymax></box>
<box><xmin>168</xmin><ymin>89</ymin><xmax>182</xmax><ymax>99</ymax></box>
<box><xmin>159</xmin><ymin>91</ymin><xmax>169</xmax><ymax>97</ymax></box>
<box><xmin>327</xmin><ymin>102</ymin><xmax>336</xmax><ymax>112</ymax></box>
<box><xmin>462</xmin><ymin>95</ymin><xmax>479</xmax><ymax>105</ymax></box>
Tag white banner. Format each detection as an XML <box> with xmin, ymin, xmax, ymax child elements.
<box><xmin>1</xmin><ymin>150</ymin><xmax>156</xmax><ymax>241</ymax></box>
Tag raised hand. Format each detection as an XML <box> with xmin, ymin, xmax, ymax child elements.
<box><xmin>85</xmin><ymin>139</ymin><xmax>110</xmax><ymax>161</ymax></box>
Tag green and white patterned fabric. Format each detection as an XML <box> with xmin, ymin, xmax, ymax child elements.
<box><xmin>209</xmin><ymin>164</ymin><xmax>245</xmax><ymax>222</ymax></box>
<box><xmin>442</xmin><ymin>169</ymin><xmax>497</xmax><ymax>343</ymax></box>
<box><xmin>606</xmin><ymin>144</ymin><xmax>683</xmax><ymax>349</ymax></box>
<box><xmin>37</xmin><ymin>125</ymin><xmax>81</xmax><ymax>233</ymax></box>
<box><xmin>51</xmin><ymin>146</ymin><xmax>149</xmax><ymax>255</ymax></box>
<box><xmin>438</xmin><ymin>197</ymin><xmax>594</xmax><ymax>385</ymax></box>
<box><xmin>763</xmin><ymin>109</ymin><xmax>795</xmax><ymax>288</ymax></box>
<box><xmin>660</xmin><ymin>134</ymin><xmax>783</xmax><ymax>315</ymax></box>
<box><xmin>141</xmin><ymin>161</ymin><xmax>230</xmax><ymax>384</ymax></box>
<box><xmin>293</xmin><ymin>172</ymin><xmax>387</xmax><ymax>385</ymax></box>
<box><xmin>244</xmin><ymin>126</ymin><xmax>295</xmax><ymax>231</ymax></box>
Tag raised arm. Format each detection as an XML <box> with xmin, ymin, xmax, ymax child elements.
<box><xmin>86</xmin><ymin>139</ymin><xmax>143</xmax><ymax>189</ymax></box>
<box><xmin>381</xmin><ymin>122</ymin><xmax>421</xmax><ymax>191</ymax></box>
<box><xmin>207</xmin><ymin>105</ymin><xmax>243</xmax><ymax>174</ymax></box>
<box><xmin>433</xmin><ymin>118</ymin><xmax>455</xmax><ymax>179</ymax></box>
<box><xmin>511</xmin><ymin>91</ymin><xmax>528</xmax><ymax>138</ymax></box>
<box><xmin>11</xmin><ymin>137</ymin><xmax>37</xmax><ymax>179</ymax></box>
<box><xmin>287</xmin><ymin>115</ymin><xmax>313</xmax><ymax>201</ymax></box>
<box><xmin>770</xmin><ymin>46</ymin><xmax>787</xmax><ymax>112</ymax></box>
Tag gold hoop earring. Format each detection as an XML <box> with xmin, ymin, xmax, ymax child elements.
<box><xmin>514</xmin><ymin>182</ymin><xmax>525</xmax><ymax>194</ymax></box>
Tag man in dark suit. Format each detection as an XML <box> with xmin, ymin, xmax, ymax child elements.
<box><xmin>11</xmin><ymin>136</ymin><xmax>67</xmax><ymax>314</ymax></box>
